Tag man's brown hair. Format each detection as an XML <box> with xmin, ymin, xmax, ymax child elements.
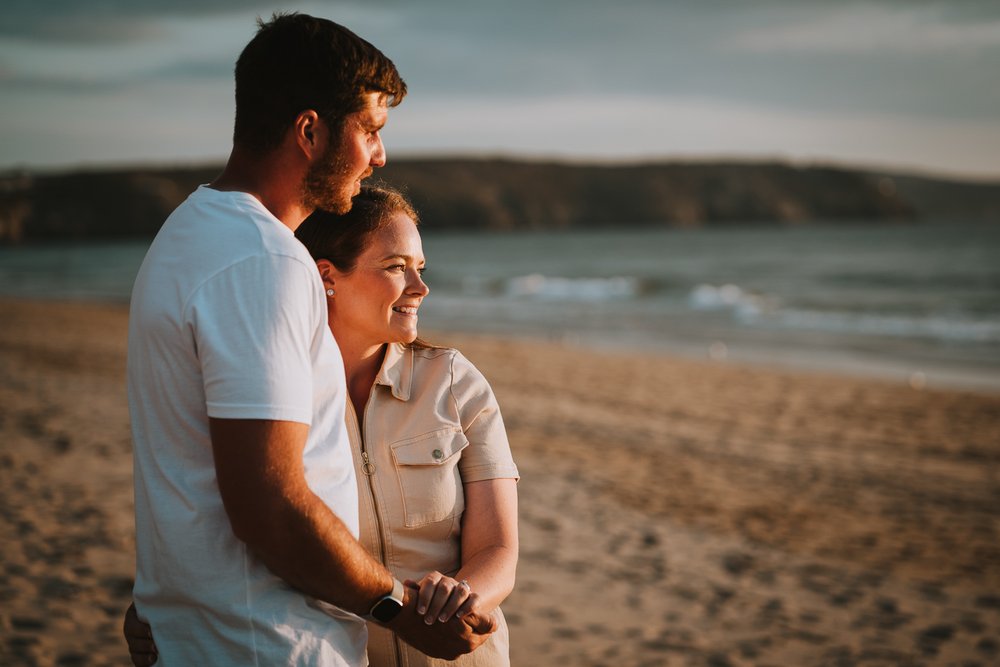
<box><xmin>233</xmin><ymin>13</ymin><xmax>406</xmax><ymax>154</ymax></box>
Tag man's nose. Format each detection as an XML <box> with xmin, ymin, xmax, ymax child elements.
<box><xmin>370</xmin><ymin>133</ymin><xmax>386</xmax><ymax>168</ymax></box>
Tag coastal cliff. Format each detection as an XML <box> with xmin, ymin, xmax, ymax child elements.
<box><xmin>1</xmin><ymin>159</ymin><xmax>997</xmax><ymax>244</ymax></box>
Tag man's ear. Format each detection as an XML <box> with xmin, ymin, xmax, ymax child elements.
<box><xmin>294</xmin><ymin>110</ymin><xmax>323</xmax><ymax>159</ymax></box>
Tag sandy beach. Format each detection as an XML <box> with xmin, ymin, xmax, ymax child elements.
<box><xmin>1</xmin><ymin>297</ymin><xmax>999</xmax><ymax>666</ymax></box>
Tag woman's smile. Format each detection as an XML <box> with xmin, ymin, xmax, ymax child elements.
<box><xmin>327</xmin><ymin>211</ymin><xmax>429</xmax><ymax>348</ymax></box>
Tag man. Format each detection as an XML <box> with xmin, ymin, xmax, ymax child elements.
<box><xmin>127</xmin><ymin>13</ymin><xmax>495</xmax><ymax>665</ymax></box>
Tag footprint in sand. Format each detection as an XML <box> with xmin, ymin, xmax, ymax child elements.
<box><xmin>977</xmin><ymin>636</ymin><xmax>999</xmax><ymax>658</ymax></box>
<box><xmin>975</xmin><ymin>594</ymin><xmax>1000</xmax><ymax>610</ymax></box>
<box><xmin>915</xmin><ymin>623</ymin><xmax>955</xmax><ymax>656</ymax></box>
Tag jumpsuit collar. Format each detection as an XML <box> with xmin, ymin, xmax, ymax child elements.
<box><xmin>373</xmin><ymin>342</ymin><xmax>413</xmax><ymax>401</ymax></box>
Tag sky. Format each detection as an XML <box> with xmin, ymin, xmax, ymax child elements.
<box><xmin>2</xmin><ymin>0</ymin><xmax>999</xmax><ymax>178</ymax></box>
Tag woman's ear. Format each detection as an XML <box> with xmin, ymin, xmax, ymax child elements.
<box><xmin>316</xmin><ymin>259</ymin><xmax>337</xmax><ymax>294</ymax></box>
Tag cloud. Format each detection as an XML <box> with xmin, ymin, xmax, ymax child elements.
<box><xmin>358</xmin><ymin>1</ymin><xmax>998</xmax><ymax>124</ymax></box>
<box><xmin>386</xmin><ymin>92</ymin><xmax>1000</xmax><ymax>177</ymax></box>
<box><xmin>728</xmin><ymin>4</ymin><xmax>1000</xmax><ymax>55</ymax></box>
<box><xmin>0</xmin><ymin>0</ymin><xmax>278</xmax><ymax>43</ymax></box>
<box><xmin>2</xmin><ymin>0</ymin><xmax>999</xmax><ymax>173</ymax></box>
<box><xmin>143</xmin><ymin>58</ymin><xmax>233</xmax><ymax>81</ymax></box>
<box><xmin>0</xmin><ymin>71</ymin><xmax>122</xmax><ymax>94</ymax></box>
<box><xmin>0</xmin><ymin>57</ymin><xmax>231</xmax><ymax>94</ymax></box>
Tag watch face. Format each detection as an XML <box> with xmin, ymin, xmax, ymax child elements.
<box><xmin>371</xmin><ymin>596</ymin><xmax>404</xmax><ymax>623</ymax></box>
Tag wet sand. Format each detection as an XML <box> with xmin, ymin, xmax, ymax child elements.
<box><xmin>1</xmin><ymin>298</ymin><xmax>999</xmax><ymax>666</ymax></box>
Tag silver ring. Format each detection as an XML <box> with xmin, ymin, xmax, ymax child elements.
<box><xmin>459</xmin><ymin>579</ymin><xmax>470</xmax><ymax>590</ymax></box>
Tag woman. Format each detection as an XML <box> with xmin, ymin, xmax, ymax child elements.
<box><xmin>125</xmin><ymin>186</ymin><xmax>519</xmax><ymax>666</ymax></box>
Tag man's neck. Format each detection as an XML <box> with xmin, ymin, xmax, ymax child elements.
<box><xmin>210</xmin><ymin>145</ymin><xmax>312</xmax><ymax>231</ymax></box>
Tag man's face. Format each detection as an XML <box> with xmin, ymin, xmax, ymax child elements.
<box><xmin>302</xmin><ymin>92</ymin><xmax>388</xmax><ymax>214</ymax></box>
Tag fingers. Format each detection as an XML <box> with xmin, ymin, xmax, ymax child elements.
<box><xmin>439</xmin><ymin>581</ymin><xmax>476</xmax><ymax>623</ymax></box>
<box><xmin>123</xmin><ymin>603</ymin><xmax>158</xmax><ymax>666</ymax></box>
<box><xmin>415</xmin><ymin>572</ymin><xmax>443</xmax><ymax>617</ymax></box>
<box><xmin>414</xmin><ymin>573</ymin><xmax>473</xmax><ymax>624</ymax></box>
<box><xmin>453</xmin><ymin>590</ymin><xmax>480</xmax><ymax>620</ymax></box>
<box><xmin>423</xmin><ymin>576</ymin><xmax>458</xmax><ymax>624</ymax></box>
<box><xmin>463</xmin><ymin>608</ymin><xmax>499</xmax><ymax>636</ymax></box>
<box><xmin>130</xmin><ymin>651</ymin><xmax>159</xmax><ymax>667</ymax></box>
<box><xmin>124</xmin><ymin>604</ymin><xmax>153</xmax><ymax>640</ymax></box>
<box><xmin>128</xmin><ymin>636</ymin><xmax>158</xmax><ymax>653</ymax></box>
<box><xmin>432</xmin><ymin>577</ymin><xmax>473</xmax><ymax>624</ymax></box>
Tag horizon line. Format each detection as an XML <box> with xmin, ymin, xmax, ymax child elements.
<box><xmin>3</xmin><ymin>151</ymin><xmax>1000</xmax><ymax>185</ymax></box>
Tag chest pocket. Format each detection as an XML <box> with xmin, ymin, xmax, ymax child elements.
<box><xmin>391</xmin><ymin>427</ymin><xmax>469</xmax><ymax>528</ymax></box>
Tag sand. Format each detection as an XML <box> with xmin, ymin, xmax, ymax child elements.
<box><xmin>1</xmin><ymin>298</ymin><xmax>999</xmax><ymax>666</ymax></box>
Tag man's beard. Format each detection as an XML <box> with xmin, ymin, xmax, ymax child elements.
<box><xmin>301</xmin><ymin>138</ymin><xmax>364</xmax><ymax>215</ymax></box>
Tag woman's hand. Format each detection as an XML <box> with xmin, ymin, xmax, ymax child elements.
<box><xmin>123</xmin><ymin>602</ymin><xmax>158</xmax><ymax>666</ymax></box>
<box><xmin>405</xmin><ymin>571</ymin><xmax>481</xmax><ymax>625</ymax></box>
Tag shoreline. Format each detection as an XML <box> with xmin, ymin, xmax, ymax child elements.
<box><xmin>4</xmin><ymin>291</ymin><xmax>996</xmax><ymax>396</ymax></box>
<box><xmin>424</xmin><ymin>323</ymin><xmax>1000</xmax><ymax>397</ymax></box>
<box><xmin>2</xmin><ymin>297</ymin><xmax>999</xmax><ymax>666</ymax></box>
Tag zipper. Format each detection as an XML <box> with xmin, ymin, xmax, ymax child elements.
<box><xmin>350</xmin><ymin>392</ymin><xmax>403</xmax><ymax>667</ymax></box>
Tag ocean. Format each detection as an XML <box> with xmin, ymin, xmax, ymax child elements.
<box><xmin>2</xmin><ymin>221</ymin><xmax>998</xmax><ymax>392</ymax></box>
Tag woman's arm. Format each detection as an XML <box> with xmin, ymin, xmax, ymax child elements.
<box><xmin>456</xmin><ymin>478</ymin><xmax>519</xmax><ymax>611</ymax></box>
<box><xmin>413</xmin><ymin>350</ymin><xmax>519</xmax><ymax>625</ymax></box>
<box><xmin>414</xmin><ymin>478</ymin><xmax>518</xmax><ymax>624</ymax></box>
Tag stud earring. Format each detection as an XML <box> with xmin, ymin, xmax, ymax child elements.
<box><xmin>326</xmin><ymin>288</ymin><xmax>335</xmax><ymax>296</ymax></box>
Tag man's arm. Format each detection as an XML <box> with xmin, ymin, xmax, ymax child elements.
<box><xmin>209</xmin><ymin>418</ymin><xmax>496</xmax><ymax>658</ymax></box>
<box><xmin>210</xmin><ymin>417</ymin><xmax>390</xmax><ymax>614</ymax></box>
<box><xmin>122</xmin><ymin>417</ymin><xmax>497</xmax><ymax>665</ymax></box>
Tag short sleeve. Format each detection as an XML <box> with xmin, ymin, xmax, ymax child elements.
<box><xmin>451</xmin><ymin>351</ymin><xmax>520</xmax><ymax>483</ymax></box>
<box><xmin>188</xmin><ymin>254</ymin><xmax>322</xmax><ymax>424</ymax></box>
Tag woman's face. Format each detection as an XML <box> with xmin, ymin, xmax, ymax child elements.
<box><xmin>327</xmin><ymin>212</ymin><xmax>429</xmax><ymax>346</ymax></box>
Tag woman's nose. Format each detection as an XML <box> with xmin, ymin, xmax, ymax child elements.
<box><xmin>409</xmin><ymin>272</ymin><xmax>429</xmax><ymax>296</ymax></box>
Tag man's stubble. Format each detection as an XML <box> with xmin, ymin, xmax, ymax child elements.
<box><xmin>301</xmin><ymin>132</ymin><xmax>365</xmax><ymax>215</ymax></box>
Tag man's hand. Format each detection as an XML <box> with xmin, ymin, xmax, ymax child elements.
<box><xmin>387</xmin><ymin>583</ymin><xmax>498</xmax><ymax>660</ymax></box>
<box><xmin>123</xmin><ymin>603</ymin><xmax>158</xmax><ymax>666</ymax></box>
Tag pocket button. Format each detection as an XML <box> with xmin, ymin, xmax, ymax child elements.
<box><xmin>432</xmin><ymin>448</ymin><xmax>444</xmax><ymax>460</ymax></box>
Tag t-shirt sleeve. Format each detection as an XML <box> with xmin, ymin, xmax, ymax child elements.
<box><xmin>452</xmin><ymin>351</ymin><xmax>520</xmax><ymax>483</ymax></box>
<box><xmin>188</xmin><ymin>254</ymin><xmax>321</xmax><ymax>424</ymax></box>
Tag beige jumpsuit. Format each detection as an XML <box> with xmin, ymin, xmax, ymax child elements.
<box><xmin>345</xmin><ymin>343</ymin><xmax>519</xmax><ymax>667</ymax></box>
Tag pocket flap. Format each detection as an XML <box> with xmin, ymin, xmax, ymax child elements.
<box><xmin>391</xmin><ymin>428</ymin><xmax>469</xmax><ymax>466</ymax></box>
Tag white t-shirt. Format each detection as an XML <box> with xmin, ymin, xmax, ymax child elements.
<box><xmin>128</xmin><ymin>186</ymin><xmax>366</xmax><ymax>666</ymax></box>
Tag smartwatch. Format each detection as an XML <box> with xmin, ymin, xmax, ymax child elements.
<box><xmin>366</xmin><ymin>578</ymin><xmax>405</xmax><ymax>623</ymax></box>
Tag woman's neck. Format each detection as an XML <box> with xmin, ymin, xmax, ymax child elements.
<box><xmin>335</xmin><ymin>331</ymin><xmax>387</xmax><ymax>427</ymax></box>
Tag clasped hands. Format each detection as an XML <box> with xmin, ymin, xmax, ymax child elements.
<box><xmin>123</xmin><ymin>571</ymin><xmax>496</xmax><ymax>665</ymax></box>
<box><xmin>386</xmin><ymin>571</ymin><xmax>496</xmax><ymax>661</ymax></box>
<box><xmin>408</xmin><ymin>571</ymin><xmax>482</xmax><ymax>625</ymax></box>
